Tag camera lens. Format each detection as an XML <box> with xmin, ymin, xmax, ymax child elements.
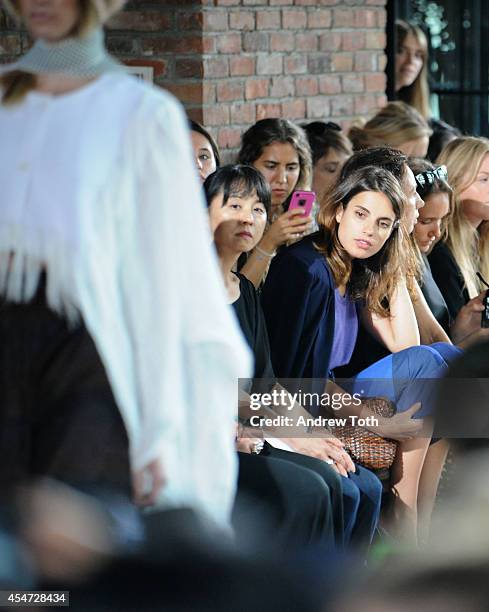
<box><xmin>299</xmin><ymin>199</ymin><xmax>305</xmax><ymax>206</ymax></box>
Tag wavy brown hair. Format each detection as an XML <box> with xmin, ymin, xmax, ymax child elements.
<box><xmin>396</xmin><ymin>20</ymin><xmax>431</xmax><ymax>120</ymax></box>
<box><xmin>238</xmin><ymin>118</ymin><xmax>312</xmax><ymax>194</ymax></box>
<box><xmin>315</xmin><ymin>166</ymin><xmax>405</xmax><ymax>317</ymax></box>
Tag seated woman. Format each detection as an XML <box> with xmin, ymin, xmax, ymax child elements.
<box><xmin>237</xmin><ymin>119</ymin><xmax>314</xmax><ymax>287</ymax></box>
<box><xmin>189</xmin><ymin>120</ymin><xmax>220</xmax><ymax>183</ymax></box>
<box><xmin>204</xmin><ymin>164</ymin><xmax>382</xmax><ymax>552</ymax></box>
<box><xmin>302</xmin><ymin>121</ymin><xmax>353</xmax><ymax>205</ymax></box>
<box><xmin>429</xmin><ymin>136</ymin><xmax>489</xmax><ymax>320</ymax></box>
<box><xmin>409</xmin><ymin>158</ymin><xmax>488</xmax><ymax>348</ymax></box>
<box><xmin>261</xmin><ymin>164</ymin><xmax>452</xmax><ymax>543</ymax></box>
<box><xmin>348</xmin><ymin>101</ymin><xmax>432</xmax><ymax>158</ymax></box>
<box><xmin>395</xmin><ymin>20</ymin><xmax>431</xmax><ymax>120</ymax></box>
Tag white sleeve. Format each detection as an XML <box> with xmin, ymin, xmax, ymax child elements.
<box><xmin>117</xmin><ymin>90</ymin><xmax>252</xmax><ymax>516</ymax></box>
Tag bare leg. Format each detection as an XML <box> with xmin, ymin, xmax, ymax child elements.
<box><xmin>417</xmin><ymin>439</ymin><xmax>449</xmax><ymax>545</ymax></box>
<box><xmin>388</xmin><ymin>436</ymin><xmax>431</xmax><ymax>544</ymax></box>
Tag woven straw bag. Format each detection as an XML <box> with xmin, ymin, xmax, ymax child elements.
<box><xmin>330</xmin><ymin>397</ymin><xmax>398</xmax><ymax>470</ymax></box>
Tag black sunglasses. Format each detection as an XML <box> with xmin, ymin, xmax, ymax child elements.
<box><xmin>415</xmin><ymin>165</ymin><xmax>448</xmax><ymax>193</ymax></box>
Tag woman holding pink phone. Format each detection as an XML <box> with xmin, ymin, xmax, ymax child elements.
<box><xmin>238</xmin><ymin>119</ymin><xmax>315</xmax><ymax>287</ymax></box>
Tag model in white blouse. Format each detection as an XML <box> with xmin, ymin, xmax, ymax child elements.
<box><xmin>0</xmin><ymin>15</ymin><xmax>251</xmax><ymax>527</ymax></box>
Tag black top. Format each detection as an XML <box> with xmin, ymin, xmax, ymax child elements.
<box><xmin>231</xmin><ymin>272</ymin><xmax>275</xmax><ymax>382</ymax></box>
<box><xmin>428</xmin><ymin>241</ymin><xmax>470</xmax><ymax>321</ymax></box>
<box><xmin>419</xmin><ymin>254</ymin><xmax>451</xmax><ymax>333</ymax></box>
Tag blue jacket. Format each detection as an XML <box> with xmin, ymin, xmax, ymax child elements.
<box><xmin>261</xmin><ymin>233</ymin><xmax>335</xmax><ymax>382</ymax></box>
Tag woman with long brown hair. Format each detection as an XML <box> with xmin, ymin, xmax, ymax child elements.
<box><xmin>262</xmin><ymin>164</ymin><xmax>452</xmax><ymax>543</ymax></box>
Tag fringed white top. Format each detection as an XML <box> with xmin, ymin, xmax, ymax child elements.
<box><xmin>0</xmin><ymin>73</ymin><xmax>252</xmax><ymax>527</ymax></box>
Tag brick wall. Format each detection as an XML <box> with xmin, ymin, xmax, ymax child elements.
<box><xmin>0</xmin><ymin>0</ymin><xmax>387</xmax><ymax>159</ymax></box>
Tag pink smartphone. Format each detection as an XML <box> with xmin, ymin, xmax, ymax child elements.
<box><xmin>288</xmin><ymin>190</ymin><xmax>315</xmax><ymax>217</ymax></box>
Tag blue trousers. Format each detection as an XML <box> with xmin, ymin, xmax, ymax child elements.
<box><xmin>352</xmin><ymin>344</ymin><xmax>456</xmax><ymax>418</ymax></box>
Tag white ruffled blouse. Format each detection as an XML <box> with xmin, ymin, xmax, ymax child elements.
<box><xmin>0</xmin><ymin>73</ymin><xmax>252</xmax><ymax>526</ymax></box>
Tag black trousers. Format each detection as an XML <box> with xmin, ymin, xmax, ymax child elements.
<box><xmin>0</xmin><ymin>283</ymin><xmax>131</xmax><ymax>497</ymax></box>
<box><xmin>233</xmin><ymin>445</ymin><xmax>339</xmax><ymax>552</ymax></box>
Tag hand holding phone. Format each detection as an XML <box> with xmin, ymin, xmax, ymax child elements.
<box><xmin>288</xmin><ymin>190</ymin><xmax>316</xmax><ymax>217</ymax></box>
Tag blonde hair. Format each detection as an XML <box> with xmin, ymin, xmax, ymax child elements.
<box><xmin>437</xmin><ymin>136</ymin><xmax>489</xmax><ymax>297</ymax></box>
<box><xmin>1</xmin><ymin>0</ymin><xmax>104</xmax><ymax>106</ymax></box>
<box><xmin>396</xmin><ymin>20</ymin><xmax>431</xmax><ymax>120</ymax></box>
<box><xmin>349</xmin><ymin>101</ymin><xmax>432</xmax><ymax>152</ymax></box>
<box><xmin>316</xmin><ymin>166</ymin><xmax>405</xmax><ymax>317</ymax></box>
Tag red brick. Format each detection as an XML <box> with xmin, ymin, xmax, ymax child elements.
<box><xmin>295</xmin><ymin>0</ymin><xmax>317</xmax><ymax>5</ymax></box>
<box><xmin>285</xmin><ymin>55</ymin><xmax>308</xmax><ymax>74</ymax></box>
<box><xmin>187</xmin><ymin>107</ymin><xmax>204</xmax><ymax>124</ymax></box>
<box><xmin>333</xmin><ymin>9</ymin><xmax>354</xmax><ymax>28</ymax></box>
<box><xmin>331</xmin><ymin>52</ymin><xmax>353</xmax><ymax>72</ymax></box>
<box><xmin>377</xmin><ymin>53</ymin><xmax>387</xmax><ymax>71</ymax></box>
<box><xmin>175</xmin><ymin>58</ymin><xmax>203</xmax><ymax>78</ymax></box>
<box><xmin>204</xmin><ymin>105</ymin><xmax>231</xmax><ymax>126</ymax></box>
<box><xmin>308</xmin><ymin>54</ymin><xmax>331</xmax><ymax>74</ymax></box>
<box><xmin>243</xmin><ymin>32</ymin><xmax>269</xmax><ymax>52</ymax></box>
<box><xmin>295</xmin><ymin>76</ymin><xmax>319</xmax><ymax>96</ymax></box>
<box><xmin>243</xmin><ymin>0</ymin><xmax>268</xmax><ymax>4</ymax></box>
<box><xmin>281</xmin><ymin>99</ymin><xmax>306</xmax><ymax>120</ymax></box>
<box><xmin>318</xmin><ymin>75</ymin><xmax>342</xmax><ymax>94</ymax></box>
<box><xmin>216</xmin><ymin>0</ymin><xmax>240</xmax><ymax>5</ymax></box>
<box><xmin>376</xmin><ymin>93</ymin><xmax>388</xmax><ymax>108</ymax></box>
<box><xmin>319</xmin><ymin>32</ymin><xmax>342</xmax><ymax>52</ymax></box>
<box><xmin>230</xmin><ymin>56</ymin><xmax>256</xmax><ymax>76</ymax></box>
<box><xmin>270</xmin><ymin>76</ymin><xmax>295</xmax><ymax>97</ymax></box>
<box><xmin>256</xmin><ymin>10</ymin><xmax>281</xmax><ymax>29</ymax></box>
<box><xmin>295</xmin><ymin>33</ymin><xmax>318</xmax><ymax>52</ymax></box>
<box><xmin>229</xmin><ymin>11</ymin><xmax>255</xmax><ymax>30</ymax></box>
<box><xmin>141</xmin><ymin>36</ymin><xmax>203</xmax><ymax>55</ymax></box>
<box><xmin>217</xmin><ymin>33</ymin><xmax>242</xmax><ymax>53</ymax></box>
<box><xmin>203</xmin><ymin>83</ymin><xmax>216</xmax><ymax>104</ymax></box>
<box><xmin>282</xmin><ymin>9</ymin><xmax>307</xmax><ymax>29</ymax></box>
<box><xmin>307</xmin><ymin>9</ymin><xmax>332</xmax><ymax>28</ymax></box>
<box><xmin>123</xmin><ymin>59</ymin><xmax>168</xmax><ymax>78</ymax></box>
<box><xmin>342</xmin><ymin>31</ymin><xmax>366</xmax><ymax>52</ymax></box>
<box><xmin>365</xmin><ymin>72</ymin><xmax>386</xmax><ymax>92</ymax></box>
<box><xmin>107</xmin><ymin>11</ymin><xmax>172</xmax><ymax>31</ymax></box>
<box><xmin>354</xmin><ymin>94</ymin><xmax>378</xmax><ymax>115</ymax></box>
<box><xmin>354</xmin><ymin>8</ymin><xmax>377</xmax><ymax>28</ymax></box>
<box><xmin>307</xmin><ymin>96</ymin><xmax>331</xmax><ymax>119</ymax></box>
<box><xmin>202</xmin><ymin>35</ymin><xmax>217</xmax><ymax>53</ymax></box>
<box><xmin>366</xmin><ymin>31</ymin><xmax>386</xmax><ymax>49</ymax></box>
<box><xmin>257</xmin><ymin>54</ymin><xmax>283</xmax><ymax>75</ymax></box>
<box><xmin>203</xmin><ymin>10</ymin><xmax>228</xmax><ymax>31</ymax></box>
<box><xmin>342</xmin><ymin>74</ymin><xmax>364</xmax><ymax>93</ymax></box>
<box><xmin>331</xmin><ymin>95</ymin><xmax>354</xmax><ymax>117</ymax></box>
<box><xmin>367</xmin><ymin>0</ymin><xmax>387</xmax><ymax>5</ymax></box>
<box><xmin>377</xmin><ymin>10</ymin><xmax>387</xmax><ymax>28</ymax></box>
<box><xmin>217</xmin><ymin>81</ymin><xmax>244</xmax><ymax>102</ymax></box>
<box><xmin>230</xmin><ymin>103</ymin><xmax>256</xmax><ymax>125</ymax></box>
<box><xmin>318</xmin><ymin>0</ymin><xmax>342</xmax><ymax>4</ymax></box>
<box><xmin>217</xmin><ymin>127</ymin><xmax>242</xmax><ymax>149</ymax></box>
<box><xmin>256</xmin><ymin>103</ymin><xmax>282</xmax><ymax>120</ymax></box>
<box><xmin>355</xmin><ymin>51</ymin><xmax>377</xmax><ymax>72</ymax></box>
<box><xmin>245</xmin><ymin>78</ymin><xmax>270</xmax><ymax>100</ymax></box>
<box><xmin>176</xmin><ymin>11</ymin><xmax>203</xmax><ymax>30</ymax></box>
<box><xmin>165</xmin><ymin>83</ymin><xmax>202</xmax><ymax>104</ymax></box>
<box><xmin>203</xmin><ymin>57</ymin><xmax>229</xmax><ymax>78</ymax></box>
<box><xmin>269</xmin><ymin>0</ymin><xmax>293</xmax><ymax>5</ymax></box>
<box><xmin>270</xmin><ymin>32</ymin><xmax>295</xmax><ymax>52</ymax></box>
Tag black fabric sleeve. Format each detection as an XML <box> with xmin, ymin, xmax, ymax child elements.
<box><xmin>261</xmin><ymin>251</ymin><xmax>334</xmax><ymax>381</ymax></box>
<box><xmin>428</xmin><ymin>242</ymin><xmax>470</xmax><ymax>321</ymax></box>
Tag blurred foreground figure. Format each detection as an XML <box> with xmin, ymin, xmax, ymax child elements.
<box><xmin>0</xmin><ymin>0</ymin><xmax>250</xmax><ymax>525</ymax></box>
<box><xmin>1</xmin><ymin>480</ymin><xmax>326</xmax><ymax>612</ymax></box>
<box><xmin>332</xmin><ymin>341</ymin><xmax>489</xmax><ymax>612</ymax></box>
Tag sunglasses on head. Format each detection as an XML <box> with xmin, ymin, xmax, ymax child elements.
<box><xmin>415</xmin><ymin>165</ymin><xmax>448</xmax><ymax>193</ymax></box>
